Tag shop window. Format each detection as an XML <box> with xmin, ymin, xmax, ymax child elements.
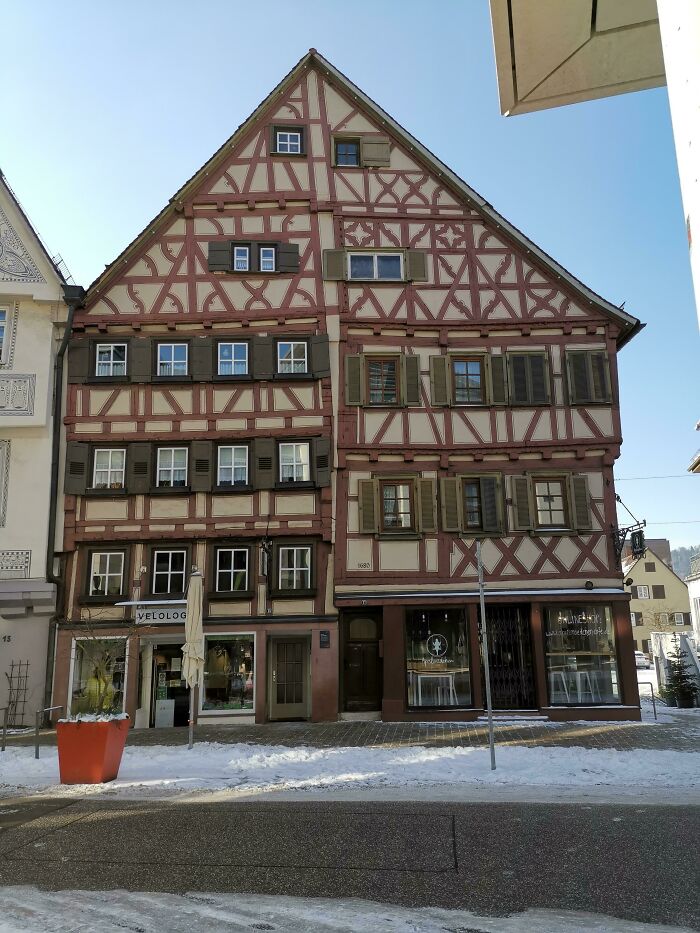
<box><xmin>69</xmin><ymin>637</ymin><xmax>127</xmax><ymax>716</ymax></box>
<box><xmin>544</xmin><ymin>606</ymin><xmax>621</xmax><ymax>706</ymax></box>
<box><xmin>405</xmin><ymin>609</ymin><xmax>471</xmax><ymax>709</ymax></box>
<box><xmin>202</xmin><ymin>635</ymin><xmax>254</xmax><ymax>712</ymax></box>
<box><xmin>92</xmin><ymin>449</ymin><xmax>126</xmax><ymax>490</ymax></box>
<box><xmin>89</xmin><ymin>551</ymin><xmax>124</xmax><ymax>597</ymax></box>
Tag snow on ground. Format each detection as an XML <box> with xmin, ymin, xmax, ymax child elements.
<box><xmin>0</xmin><ymin>888</ymin><xmax>693</xmax><ymax>933</ymax></box>
<box><xmin>0</xmin><ymin>741</ymin><xmax>698</xmax><ymax>800</ymax></box>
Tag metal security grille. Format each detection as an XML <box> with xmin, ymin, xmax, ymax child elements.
<box><xmin>482</xmin><ymin>606</ymin><xmax>535</xmax><ymax>709</ymax></box>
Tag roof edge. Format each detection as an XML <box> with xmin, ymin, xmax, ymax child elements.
<box><xmin>0</xmin><ymin>169</ymin><xmax>67</xmax><ymax>285</ymax></box>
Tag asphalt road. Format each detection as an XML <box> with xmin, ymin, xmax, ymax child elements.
<box><xmin>0</xmin><ymin>797</ymin><xmax>697</xmax><ymax>930</ymax></box>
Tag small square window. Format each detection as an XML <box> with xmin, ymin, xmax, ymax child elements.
<box><xmin>218</xmin><ymin>446</ymin><xmax>248</xmax><ymax>486</ymax></box>
<box><xmin>96</xmin><ymin>344</ymin><xmax>127</xmax><ymax>377</ymax></box>
<box><xmin>233</xmin><ymin>246</ymin><xmax>249</xmax><ymax>272</ymax></box>
<box><xmin>279</xmin><ymin>442</ymin><xmax>310</xmax><ymax>483</ymax></box>
<box><xmin>216</xmin><ymin>548</ymin><xmax>249</xmax><ymax>593</ymax></box>
<box><xmin>637</xmin><ymin>585</ymin><xmax>650</xmax><ymax>599</ymax></box>
<box><xmin>452</xmin><ymin>358</ymin><xmax>485</xmax><ymax>405</ymax></box>
<box><xmin>157</xmin><ymin>448</ymin><xmax>188</xmax><ymax>488</ymax></box>
<box><xmin>380</xmin><ymin>481</ymin><xmax>413</xmax><ymax>531</ymax></box>
<box><xmin>277</xmin><ymin>341</ymin><xmax>307</xmax><ymax>374</ymax></box>
<box><xmin>259</xmin><ymin>247</ymin><xmax>276</xmax><ymax>273</ymax></box>
<box><xmin>278</xmin><ymin>546</ymin><xmax>311</xmax><ymax>590</ymax></box>
<box><xmin>218</xmin><ymin>342</ymin><xmax>248</xmax><ymax>376</ymax></box>
<box><xmin>673</xmin><ymin>612</ymin><xmax>685</xmax><ymax>625</ymax></box>
<box><xmin>158</xmin><ymin>344</ymin><xmax>188</xmax><ymax>377</ymax></box>
<box><xmin>92</xmin><ymin>449</ymin><xmax>126</xmax><ymax>489</ymax></box>
<box><xmin>335</xmin><ymin>139</ymin><xmax>360</xmax><ymax>166</ymax></box>
<box><xmin>534</xmin><ymin>478</ymin><xmax>567</xmax><ymax>528</ymax></box>
<box><xmin>89</xmin><ymin>552</ymin><xmax>124</xmax><ymax>597</ymax></box>
<box><xmin>153</xmin><ymin>549</ymin><xmax>187</xmax><ymax>595</ymax></box>
<box><xmin>275</xmin><ymin>130</ymin><xmax>302</xmax><ymax>154</ymax></box>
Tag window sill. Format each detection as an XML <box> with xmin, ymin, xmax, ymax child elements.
<box><xmin>84</xmin><ymin>488</ymin><xmax>128</xmax><ymax>497</ymax></box>
<box><xmin>272</xmin><ymin>372</ymin><xmax>314</xmax><ymax>381</ymax></box>
<box><xmin>531</xmin><ymin>528</ymin><xmax>576</xmax><ymax>537</ymax></box>
<box><xmin>207</xmin><ymin>590</ymin><xmax>254</xmax><ymax>601</ymax></box>
<box><xmin>458</xmin><ymin>530</ymin><xmax>504</xmax><ymax>539</ymax></box>
<box><xmin>86</xmin><ymin>375</ymin><xmax>130</xmax><ymax>385</ymax></box>
<box><xmin>275</xmin><ymin>481</ymin><xmax>316</xmax><ymax>491</ymax></box>
<box><xmin>376</xmin><ymin>531</ymin><xmax>421</xmax><ymax>540</ymax></box>
<box><xmin>269</xmin><ymin>589</ymin><xmax>317</xmax><ymax>599</ymax></box>
<box><xmin>149</xmin><ymin>592</ymin><xmax>186</xmax><ymax>601</ymax></box>
<box><xmin>270</xmin><ymin>152</ymin><xmax>308</xmax><ymax>159</ymax></box>
<box><xmin>152</xmin><ymin>375</ymin><xmax>193</xmax><ymax>384</ymax></box>
<box><xmin>213</xmin><ymin>484</ymin><xmax>252</xmax><ymax>495</ymax></box>
<box><xmin>569</xmin><ymin>401</ymin><xmax>613</xmax><ymax>407</ymax></box>
<box><xmin>213</xmin><ymin>374</ymin><xmax>252</xmax><ymax>382</ymax></box>
<box><xmin>77</xmin><ymin>595</ymin><xmax>125</xmax><ymax>606</ymax></box>
<box><xmin>150</xmin><ymin>486</ymin><xmax>192</xmax><ymax>495</ymax></box>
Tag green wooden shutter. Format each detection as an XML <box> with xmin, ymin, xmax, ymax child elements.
<box><xmin>417</xmin><ymin>478</ymin><xmax>437</xmax><ymax>533</ymax></box>
<box><xmin>405</xmin><ymin>250</ymin><xmax>428</xmax><ymax>282</ymax></box>
<box><xmin>190</xmin><ymin>441</ymin><xmax>213</xmax><ymax>492</ymax></box>
<box><xmin>208</xmin><ymin>241</ymin><xmax>231</xmax><ymax>272</ymax></box>
<box><xmin>568</xmin><ymin>475</ymin><xmax>592</xmax><ymax>530</ymax></box>
<box><xmin>129</xmin><ymin>339</ymin><xmax>152</xmax><ymax>383</ymax></box>
<box><xmin>480</xmin><ymin>475</ymin><xmax>502</xmax><ymax>534</ymax></box>
<box><xmin>567</xmin><ymin>351</ymin><xmax>591</xmax><ymax>404</ymax></box>
<box><xmin>358</xmin><ymin>479</ymin><xmax>378</xmax><ymax>534</ymax></box>
<box><xmin>440</xmin><ymin>478</ymin><xmax>461</xmax><ymax>532</ymax></box>
<box><xmin>508</xmin><ymin>354</ymin><xmax>528</xmax><ymax>404</ymax></box>
<box><xmin>345</xmin><ymin>355</ymin><xmax>364</xmax><ymax>405</ymax></box>
<box><xmin>127</xmin><ymin>443</ymin><xmax>152</xmax><ymax>494</ymax></box>
<box><xmin>511</xmin><ymin>476</ymin><xmax>533</xmax><ymax>531</ymax></box>
<box><xmin>529</xmin><ymin>354</ymin><xmax>550</xmax><ymax>404</ymax></box>
<box><xmin>401</xmin><ymin>355</ymin><xmax>421</xmax><ymax>406</ymax></box>
<box><xmin>190</xmin><ymin>337</ymin><xmax>213</xmax><ymax>382</ymax></box>
<box><xmin>310</xmin><ymin>334</ymin><xmax>331</xmax><ymax>378</ymax></box>
<box><xmin>429</xmin><ymin>356</ymin><xmax>450</xmax><ymax>406</ymax></box>
<box><xmin>313</xmin><ymin>437</ymin><xmax>331</xmax><ymax>487</ymax></box>
<box><xmin>253</xmin><ymin>437</ymin><xmax>275</xmax><ymax>489</ymax></box>
<box><xmin>67</xmin><ymin>340</ymin><xmax>91</xmax><ymax>383</ymax></box>
<box><xmin>323</xmin><ymin>249</ymin><xmax>347</xmax><ymax>280</ymax></box>
<box><xmin>276</xmin><ymin>242</ymin><xmax>300</xmax><ymax>274</ymax></box>
<box><xmin>360</xmin><ymin>137</ymin><xmax>391</xmax><ymax>166</ymax></box>
<box><xmin>489</xmin><ymin>355</ymin><xmax>507</xmax><ymax>405</ymax></box>
<box><xmin>590</xmin><ymin>351</ymin><xmax>611</xmax><ymax>402</ymax></box>
<box><xmin>251</xmin><ymin>336</ymin><xmax>275</xmax><ymax>379</ymax></box>
<box><xmin>64</xmin><ymin>442</ymin><xmax>90</xmax><ymax>495</ymax></box>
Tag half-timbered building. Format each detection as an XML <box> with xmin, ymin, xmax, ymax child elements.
<box><xmin>53</xmin><ymin>50</ymin><xmax>642</xmax><ymax>726</ymax></box>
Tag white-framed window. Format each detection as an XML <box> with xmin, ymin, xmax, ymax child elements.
<box><xmin>89</xmin><ymin>552</ymin><xmax>125</xmax><ymax>597</ymax></box>
<box><xmin>348</xmin><ymin>252</ymin><xmax>403</xmax><ymax>281</ymax></box>
<box><xmin>259</xmin><ymin>246</ymin><xmax>276</xmax><ymax>272</ymax></box>
<box><xmin>157</xmin><ymin>343</ymin><xmax>188</xmax><ymax>376</ymax></box>
<box><xmin>215</xmin><ymin>548</ymin><xmax>249</xmax><ymax>592</ymax></box>
<box><xmin>0</xmin><ymin>309</ymin><xmax>7</xmax><ymax>361</ymax></box>
<box><xmin>279</xmin><ymin>546</ymin><xmax>311</xmax><ymax>590</ymax></box>
<box><xmin>275</xmin><ymin>130</ymin><xmax>302</xmax><ymax>154</ymax></box>
<box><xmin>637</xmin><ymin>585</ymin><xmax>650</xmax><ymax>599</ymax></box>
<box><xmin>157</xmin><ymin>447</ymin><xmax>188</xmax><ymax>487</ymax></box>
<box><xmin>279</xmin><ymin>442</ymin><xmax>310</xmax><ymax>483</ymax></box>
<box><xmin>233</xmin><ymin>246</ymin><xmax>250</xmax><ymax>272</ymax></box>
<box><xmin>673</xmin><ymin>612</ymin><xmax>685</xmax><ymax>625</ymax></box>
<box><xmin>218</xmin><ymin>342</ymin><xmax>248</xmax><ymax>376</ymax></box>
<box><xmin>96</xmin><ymin>343</ymin><xmax>127</xmax><ymax>377</ymax></box>
<box><xmin>92</xmin><ymin>449</ymin><xmax>126</xmax><ymax>489</ymax></box>
<box><xmin>201</xmin><ymin>633</ymin><xmax>255</xmax><ymax>713</ymax></box>
<box><xmin>277</xmin><ymin>341</ymin><xmax>307</xmax><ymax>374</ymax></box>
<box><xmin>217</xmin><ymin>446</ymin><xmax>248</xmax><ymax>486</ymax></box>
<box><xmin>152</xmin><ymin>549</ymin><xmax>187</xmax><ymax>595</ymax></box>
<box><xmin>534</xmin><ymin>479</ymin><xmax>567</xmax><ymax>528</ymax></box>
<box><xmin>659</xmin><ymin>613</ymin><xmax>669</xmax><ymax>625</ymax></box>
<box><xmin>69</xmin><ymin>637</ymin><xmax>127</xmax><ymax>716</ymax></box>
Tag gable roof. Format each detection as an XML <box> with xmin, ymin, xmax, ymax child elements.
<box><xmin>86</xmin><ymin>49</ymin><xmax>642</xmax><ymax>347</ymax></box>
<box><xmin>0</xmin><ymin>170</ymin><xmax>66</xmax><ymax>286</ymax></box>
<box><xmin>622</xmin><ymin>548</ymin><xmax>690</xmax><ymax>590</ymax></box>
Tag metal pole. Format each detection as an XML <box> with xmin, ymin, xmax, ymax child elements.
<box><xmin>1</xmin><ymin>706</ymin><xmax>7</xmax><ymax>752</ymax></box>
<box><xmin>35</xmin><ymin>710</ymin><xmax>41</xmax><ymax>760</ymax></box>
<box><xmin>477</xmin><ymin>541</ymin><xmax>496</xmax><ymax>770</ymax></box>
<box><xmin>188</xmin><ymin>687</ymin><xmax>195</xmax><ymax>750</ymax></box>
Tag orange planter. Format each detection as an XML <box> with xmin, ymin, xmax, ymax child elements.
<box><xmin>56</xmin><ymin>718</ymin><xmax>129</xmax><ymax>784</ymax></box>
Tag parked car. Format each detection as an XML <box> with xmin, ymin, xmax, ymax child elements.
<box><xmin>635</xmin><ymin>650</ymin><xmax>651</xmax><ymax>669</ymax></box>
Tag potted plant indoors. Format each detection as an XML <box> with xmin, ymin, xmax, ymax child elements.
<box><xmin>56</xmin><ymin>632</ymin><xmax>131</xmax><ymax>784</ymax></box>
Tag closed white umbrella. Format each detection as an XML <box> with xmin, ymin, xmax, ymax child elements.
<box><xmin>182</xmin><ymin>570</ymin><xmax>204</xmax><ymax>749</ymax></box>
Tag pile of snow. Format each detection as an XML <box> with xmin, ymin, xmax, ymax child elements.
<box><xmin>56</xmin><ymin>713</ymin><xmax>130</xmax><ymax>723</ymax></box>
<box><xmin>0</xmin><ymin>741</ymin><xmax>698</xmax><ymax>799</ymax></box>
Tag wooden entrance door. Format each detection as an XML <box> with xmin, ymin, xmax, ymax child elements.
<box><xmin>483</xmin><ymin>606</ymin><xmax>536</xmax><ymax>709</ymax></box>
<box><xmin>269</xmin><ymin>638</ymin><xmax>309</xmax><ymax>720</ymax></box>
<box><xmin>343</xmin><ymin>615</ymin><xmax>382</xmax><ymax>711</ymax></box>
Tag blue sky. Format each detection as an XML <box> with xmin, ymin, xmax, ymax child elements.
<box><xmin>4</xmin><ymin>0</ymin><xmax>700</xmax><ymax>548</ymax></box>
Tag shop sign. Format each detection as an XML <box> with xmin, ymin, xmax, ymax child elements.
<box><xmin>135</xmin><ymin>603</ymin><xmax>187</xmax><ymax>625</ymax></box>
<box><xmin>320</xmin><ymin>630</ymin><xmax>330</xmax><ymax>648</ymax></box>
<box><xmin>426</xmin><ymin>633</ymin><xmax>450</xmax><ymax>663</ymax></box>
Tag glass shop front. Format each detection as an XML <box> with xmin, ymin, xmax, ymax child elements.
<box><xmin>405</xmin><ymin>609</ymin><xmax>471</xmax><ymax>709</ymax></box>
<box><xmin>543</xmin><ymin>605</ymin><xmax>620</xmax><ymax>706</ymax></box>
<box><xmin>202</xmin><ymin>634</ymin><xmax>255</xmax><ymax>714</ymax></box>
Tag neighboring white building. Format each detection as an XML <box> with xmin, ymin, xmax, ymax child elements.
<box><xmin>0</xmin><ymin>172</ymin><xmax>70</xmax><ymax>725</ymax></box>
<box><xmin>687</xmin><ymin>553</ymin><xmax>700</xmax><ymax>643</ymax></box>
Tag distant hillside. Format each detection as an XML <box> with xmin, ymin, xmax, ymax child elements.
<box><xmin>671</xmin><ymin>546</ymin><xmax>700</xmax><ymax>579</ymax></box>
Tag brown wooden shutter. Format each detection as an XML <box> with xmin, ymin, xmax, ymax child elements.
<box><xmin>190</xmin><ymin>337</ymin><xmax>213</xmax><ymax>382</ymax></box>
<box><xmin>401</xmin><ymin>354</ymin><xmax>421</xmax><ymax>406</ymax></box>
<box><xmin>440</xmin><ymin>477</ymin><xmax>461</xmax><ymax>532</ymax></box>
<box><xmin>64</xmin><ymin>442</ymin><xmax>90</xmax><ymax>495</ymax></box>
<box><xmin>684</xmin><ymin>612</ymin><xmax>692</xmax><ymax>625</ymax></box>
<box><xmin>489</xmin><ymin>355</ymin><xmax>507</xmax><ymax>405</ymax></box>
<box><xmin>276</xmin><ymin>242</ymin><xmax>300</xmax><ymax>274</ymax></box>
<box><xmin>360</xmin><ymin>136</ymin><xmax>391</xmax><ymax>167</ymax></box>
<box><xmin>127</xmin><ymin>443</ymin><xmax>152</xmax><ymax>494</ymax></box>
<box><xmin>253</xmin><ymin>437</ymin><xmax>275</xmax><ymax>489</ymax></box>
<box><xmin>568</xmin><ymin>475</ymin><xmax>592</xmax><ymax>531</ymax></box>
<box><xmin>631</xmin><ymin>586</ymin><xmax>639</xmax><ymax>599</ymax></box>
<box><xmin>358</xmin><ymin>479</ymin><xmax>378</xmax><ymax>534</ymax></box>
<box><xmin>313</xmin><ymin>437</ymin><xmax>331</xmax><ymax>487</ymax></box>
<box><xmin>652</xmin><ymin>585</ymin><xmax>666</xmax><ymax>599</ymax></box>
<box><xmin>429</xmin><ymin>356</ymin><xmax>450</xmax><ymax>406</ymax></box>
<box><xmin>208</xmin><ymin>241</ymin><xmax>231</xmax><ymax>272</ymax></box>
<box><xmin>190</xmin><ymin>441</ymin><xmax>213</xmax><ymax>492</ymax></box>
<box><xmin>310</xmin><ymin>334</ymin><xmax>331</xmax><ymax>378</ymax></box>
<box><xmin>251</xmin><ymin>336</ymin><xmax>275</xmax><ymax>379</ymax></box>
<box><xmin>590</xmin><ymin>351</ymin><xmax>611</xmax><ymax>402</ymax></box>
<box><xmin>529</xmin><ymin>354</ymin><xmax>550</xmax><ymax>404</ymax></box>
<box><xmin>480</xmin><ymin>475</ymin><xmax>502</xmax><ymax>534</ymax></box>
<box><xmin>567</xmin><ymin>351</ymin><xmax>591</xmax><ymax>404</ymax></box>
<box><xmin>417</xmin><ymin>478</ymin><xmax>437</xmax><ymax>533</ymax></box>
<box><xmin>345</xmin><ymin>355</ymin><xmax>364</xmax><ymax>405</ymax></box>
<box><xmin>322</xmin><ymin>249</ymin><xmax>346</xmax><ymax>280</ymax></box>
<box><xmin>405</xmin><ymin>250</ymin><xmax>428</xmax><ymax>282</ymax></box>
<box><xmin>67</xmin><ymin>339</ymin><xmax>90</xmax><ymax>383</ymax></box>
<box><xmin>511</xmin><ymin>476</ymin><xmax>533</xmax><ymax>531</ymax></box>
<box><xmin>248</xmin><ymin>241</ymin><xmax>260</xmax><ymax>274</ymax></box>
<box><xmin>508</xmin><ymin>354</ymin><xmax>529</xmax><ymax>404</ymax></box>
<box><xmin>129</xmin><ymin>339</ymin><xmax>152</xmax><ymax>383</ymax></box>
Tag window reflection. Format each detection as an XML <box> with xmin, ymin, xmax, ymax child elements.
<box><xmin>202</xmin><ymin>635</ymin><xmax>254</xmax><ymax>712</ymax></box>
<box><xmin>406</xmin><ymin>610</ymin><xmax>471</xmax><ymax>708</ymax></box>
<box><xmin>544</xmin><ymin>606</ymin><xmax>620</xmax><ymax>705</ymax></box>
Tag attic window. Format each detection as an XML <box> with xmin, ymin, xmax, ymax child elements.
<box><xmin>275</xmin><ymin>129</ymin><xmax>302</xmax><ymax>154</ymax></box>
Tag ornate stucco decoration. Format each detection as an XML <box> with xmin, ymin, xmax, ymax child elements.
<box><xmin>0</xmin><ymin>375</ymin><xmax>35</xmax><ymax>415</ymax></box>
<box><xmin>0</xmin><ymin>550</ymin><xmax>30</xmax><ymax>579</ymax></box>
<box><xmin>0</xmin><ymin>440</ymin><xmax>9</xmax><ymax>526</ymax></box>
<box><xmin>0</xmin><ymin>205</ymin><xmax>45</xmax><ymax>283</ymax></box>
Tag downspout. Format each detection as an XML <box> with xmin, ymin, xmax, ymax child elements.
<box><xmin>43</xmin><ymin>284</ymin><xmax>86</xmax><ymax>711</ymax></box>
